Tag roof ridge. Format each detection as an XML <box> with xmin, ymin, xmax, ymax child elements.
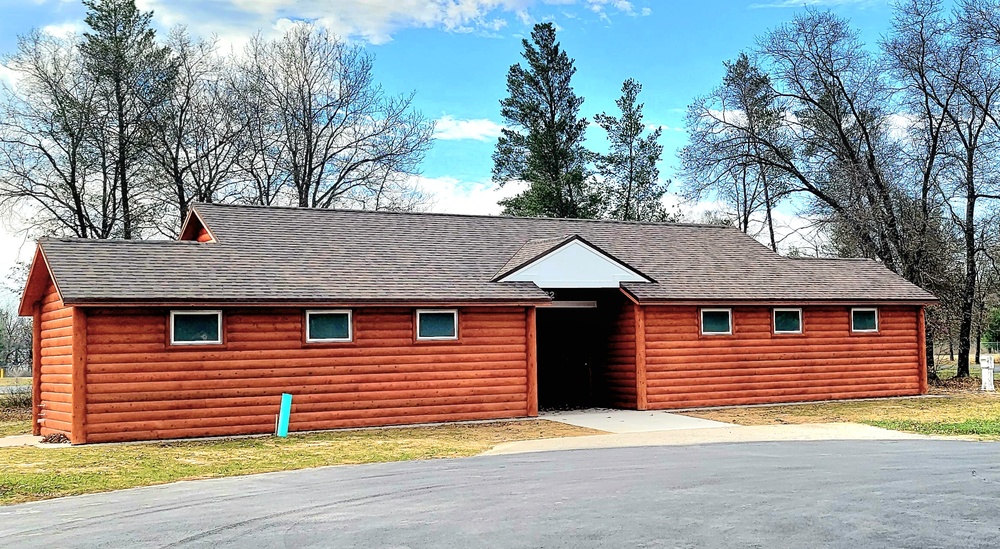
<box><xmin>40</xmin><ymin>237</ymin><xmax>202</xmax><ymax>245</ymax></box>
<box><xmin>789</xmin><ymin>256</ymin><xmax>876</xmax><ymax>262</ymax></box>
<box><xmin>191</xmin><ymin>202</ymin><xmax>734</xmax><ymax>229</ymax></box>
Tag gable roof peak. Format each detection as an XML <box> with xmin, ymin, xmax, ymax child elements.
<box><xmin>494</xmin><ymin>233</ymin><xmax>654</xmax><ymax>287</ymax></box>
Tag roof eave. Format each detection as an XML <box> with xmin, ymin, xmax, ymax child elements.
<box><xmin>628</xmin><ymin>297</ymin><xmax>939</xmax><ymax>306</ymax></box>
<box><xmin>18</xmin><ymin>246</ymin><xmax>58</xmax><ymax>316</ymax></box>
<box><xmin>60</xmin><ymin>296</ymin><xmax>553</xmax><ymax>308</ymax></box>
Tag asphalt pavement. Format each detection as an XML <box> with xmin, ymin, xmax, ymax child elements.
<box><xmin>2</xmin><ymin>439</ymin><xmax>998</xmax><ymax>548</ymax></box>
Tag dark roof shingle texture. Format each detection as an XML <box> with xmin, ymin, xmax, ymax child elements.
<box><xmin>38</xmin><ymin>203</ymin><xmax>935</xmax><ymax>305</ymax></box>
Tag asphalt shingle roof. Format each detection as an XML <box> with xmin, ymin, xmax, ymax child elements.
<box><xmin>37</xmin><ymin>203</ymin><xmax>936</xmax><ymax>306</ymax></box>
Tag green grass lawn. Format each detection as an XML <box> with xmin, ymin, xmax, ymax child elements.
<box><xmin>0</xmin><ymin>420</ymin><xmax>601</xmax><ymax>506</ymax></box>
<box><xmin>685</xmin><ymin>392</ymin><xmax>1000</xmax><ymax>439</ymax></box>
<box><xmin>0</xmin><ymin>411</ymin><xmax>30</xmax><ymax>437</ymax></box>
<box><xmin>867</xmin><ymin>417</ymin><xmax>1000</xmax><ymax>437</ymax></box>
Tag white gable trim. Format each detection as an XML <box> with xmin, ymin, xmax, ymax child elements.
<box><xmin>497</xmin><ymin>239</ymin><xmax>650</xmax><ymax>289</ymax></box>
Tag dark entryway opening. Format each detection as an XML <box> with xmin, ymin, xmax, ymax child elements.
<box><xmin>536</xmin><ymin>289</ymin><xmax>626</xmax><ymax>410</ymax></box>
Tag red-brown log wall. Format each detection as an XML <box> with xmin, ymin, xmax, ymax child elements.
<box><xmin>82</xmin><ymin>306</ymin><xmax>529</xmax><ymax>443</ymax></box>
<box><xmin>601</xmin><ymin>299</ymin><xmax>638</xmax><ymax>408</ymax></box>
<box><xmin>38</xmin><ymin>282</ymin><xmax>74</xmax><ymax>436</ymax></box>
<box><xmin>643</xmin><ymin>305</ymin><xmax>922</xmax><ymax>409</ymax></box>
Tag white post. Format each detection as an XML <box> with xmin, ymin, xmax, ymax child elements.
<box><xmin>980</xmin><ymin>355</ymin><xmax>995</xmax><ymax>391</ymax></box>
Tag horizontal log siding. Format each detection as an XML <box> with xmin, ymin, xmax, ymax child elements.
<box><xmin>38</xmin><ymin>282</ymin><xmax>74</xmax><ymax>437</ymax></box>
<box><xmin>643</xmin><ymin>305</ymin><xmax>922</xmax><ymax>409</ymax></box>
<box><xmin>84</xmin><ymin>306</ymin><xmax>529</xmax><ymax>443</ymax></box>
<box><xmin>602</xmin><ymin>299</ymin><xmax>637</xmax><ymax>408</ymax></box>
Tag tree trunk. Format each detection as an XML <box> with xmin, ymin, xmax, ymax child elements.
<box><xmin>975</xmin><ymin>327</ymin><xmax>982</xmax><ymax>365</ymax></box>
<box><xmin>926</xmin><ymin>334</ymin><xmax>938</xmax><ymax>382</ymax></box>
<box><xmin>116</xmin><ymin>79</ymin><xmax>132</xmax><ymax>240</ymax></box>
<box><xmin>975</xmin><ymin>299</ymin><xmax>986</xmax><ymax>365</ymax></box>
<box><xmin>762</xmin><ymin>170</ymin><xmax>777</xmax><ymax>252</ymax></box>
<box><xmin>956</xmin><ymin>183</ymin><xmax>976</xmax><ymax>378</ymax></box>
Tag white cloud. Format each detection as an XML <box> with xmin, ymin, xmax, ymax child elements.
<box><xmin>434</xmin><ymin>115</ymin><xmax>505</xmax><ymax>141</ymax></box>
<box><xmin>413</xmin><ymin>175</ymin><xmax>525</xmax><ymax>215</ymax></box>
<box><xmin>135</xmin><ymin>0</ymin><xmax>653</xmax><ymax>46</ymax></box>
<box><xmin>41</xmin><ymin>21</ymin><xmax>84</xmax><ymax>38</ymax></box>
<box><xmin>886</xmin><ymin>112</ymin><xmax>918</xmax><ymax>140</ymax></box>
<box><xmin>0</xmin><ymin>65</ymin><xmax>20</xmax><ymax>88</ymax></box>
<box><xmin>141</xmin><ymin>0</ymin><xmax>530</xmax><ymax>45</ymax></box>
<box><xmin>586</xmin><ymin>0</ymin><xmax>651</xmax><ymax>21</ymax></box>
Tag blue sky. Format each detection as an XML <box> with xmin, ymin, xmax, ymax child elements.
<box><xmin>0</xmin><ymin>0</ymin><xmax>901</xmax><ymax>283</ymax></box>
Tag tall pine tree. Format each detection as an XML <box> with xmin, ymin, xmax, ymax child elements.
<box><xmin>594</xmin><ymin>78</ymin><xmax>670</xmax><ymax>222</ymax></box>
<box><xmin>81</xmin><ymin>0</ymin><xmax>175</xmax><ymax>238</ymax></box>
<box><xmin>492</xmin><ymin>23</ymin><xmax>600</xmax><ymax>218</ymax></box>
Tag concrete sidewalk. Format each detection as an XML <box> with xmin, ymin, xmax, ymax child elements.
<box><xmin>484</xmin><ymin>423</ymin><xmax>934</xmax><ymax>455</ymax></box>
<box><xmin>541</xmin><ymin>408</ymin><xmax>732</xmax><ymax>433</ymax></box>
<box><xmin>0</xmin><ymin>434</ymin><xmax>69</xmax><ymax>448</ymax></box>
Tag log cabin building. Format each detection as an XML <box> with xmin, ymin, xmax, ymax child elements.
<box><xmin>19</xmin><ymin>203</ymin><xmax>936</xmax><ymax>444</ymax></box>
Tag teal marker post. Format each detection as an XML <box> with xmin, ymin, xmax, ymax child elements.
<box><xmin>276</xmin><ymin>393</ymin><xmax>292</xmax><ymax>437</ymax></box>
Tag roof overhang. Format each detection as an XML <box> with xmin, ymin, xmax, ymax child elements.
<box><xmin>621</xmin><ymin>295</ymin><xmax>938</xmax><ymax>307</ymax></box>
<box><xmin>18</xmin><ymin>246</ymin><xmax>58</xmax><ymax>316</ymax></box>
<box><xmin>56</xmin><ymin>297</ymin><xmax>552</xmax><ymax>309</ymax></box>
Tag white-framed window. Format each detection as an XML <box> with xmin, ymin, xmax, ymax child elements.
<box><xmin>700</xmin><ymin>308</ymin><xmax>732</xmax><ymax>335</ymax></box>
<box><xmin>851</xmin><ymin>308</ymin><xmax>879</xmax><ymax>333</ymax></box>
<box><xmin>170</xmin><ymin>310</ymin><xmax>222</xmax><ymax>345</ymax></box>
<box><xmin>306</xmin><ymin>310</ymin><xmax>353</xmax><ymax>343</ymax></box>
<box><xmin>416</xmin><ymin>309</ymin><xmax>458</xmax><ymax>340</ymax></box>
<box><xmin>773</xmin><ymin>308</ymin><xmax>803</xmax><ymax>334</ymax></box>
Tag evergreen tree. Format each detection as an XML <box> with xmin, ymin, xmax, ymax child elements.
<box><xmin>80</xmin><ymin>0</ymin><xmax>176</xmax><ymax>238</ymax></box>
<box><xmin>492</xmin><ymin>23</ymin><xmax>600</xmax><ymax>218</ymax></box>
<box><xmin>594</xmin><ymin>78</ymin><xmax>670</xmax><ymax>222</ymax></box>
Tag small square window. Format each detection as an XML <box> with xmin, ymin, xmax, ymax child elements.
<box><xmin>417</xmin><ymin>310</ymin><xmax>458</xmax><ymax>340</ymax></box>
<box><xmin>852</xmin><ymin>308</ymin><xmax>878</xmax><ymax>332</ymax></box>
<box><xmin>170</xmin><ymin>311</ymin><xmax>222</xmax><ymax>345</ymax></box>
<box><xmin>306</xmin><ymin>310</ymin><xmax>352</xmax><ymax>342</ymax></box>
<box><xmin>701</xmin><ymin>309</ymin><xmax>732</xmax><ymax>335</ymax></box>
<box><xmin>774</xmin><ymin>308</ymin><xmax>802</xmax><ymax>334</ymax></box>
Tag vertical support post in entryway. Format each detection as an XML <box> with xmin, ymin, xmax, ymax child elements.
<box><xmin>634</xmin><ymin>303</ymin><xmax>648</xmax><ymax>410</ymax></box>
<box><xmin>526</xmin><ymin>306</ymin><xmax>538</xmax><ymax>417</ymax></box>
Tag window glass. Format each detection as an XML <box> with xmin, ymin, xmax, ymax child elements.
<box><xmin>308</xmin><ymin>311</ymin><xmax>351</xmax><ymax>341</ymax></box>
<box><xmin>418</xmin><ymin>311</ymin><xmax>457</xmax><ymax>339</ymax></box>
<box><xmin>701</xmin><ymin>310</ymin><xmax>731</xmax><ymax>334</ymax></box>
<box><xmin>774</xmin><ymin>309</ymin><xmax>802</xmax><ymax>333</ymax></box>
<box><xmin>172</xmin><ymin>312</ymin><xmax>220</xmax><ymax>344</ymax></box>
<box><xmin>852</xmin><ymin>309</ymin><xmax>878</xmax><ymax>332</ymax></box>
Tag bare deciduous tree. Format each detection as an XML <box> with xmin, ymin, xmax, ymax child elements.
<box><xmin>885</xmin><ymin>0</ymin><xmax>1000</xmax><ymax>376</ymax></box>
<box><xmin>237</xmin><ymin>25</ymin><xmax>433</xmax><ymax>209</ymax></box>
<box><xmin>0</xmin><ymin>307</ymin><xmax>31</xmax><ymax>371</ymax></box>
<box><xmin>681</xmin><ymin>53</ymin><xmax>790</xmax><ymax>249</ymax></box>
<box><xmin>0</xmin><ymin>30</ymin><xmax>120</xmax><ymax>238</ymax></box>
<box><xmin>150</xmin><ymin>28</ymin><xmax>243</xmax><ymax>234</ymax></box>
